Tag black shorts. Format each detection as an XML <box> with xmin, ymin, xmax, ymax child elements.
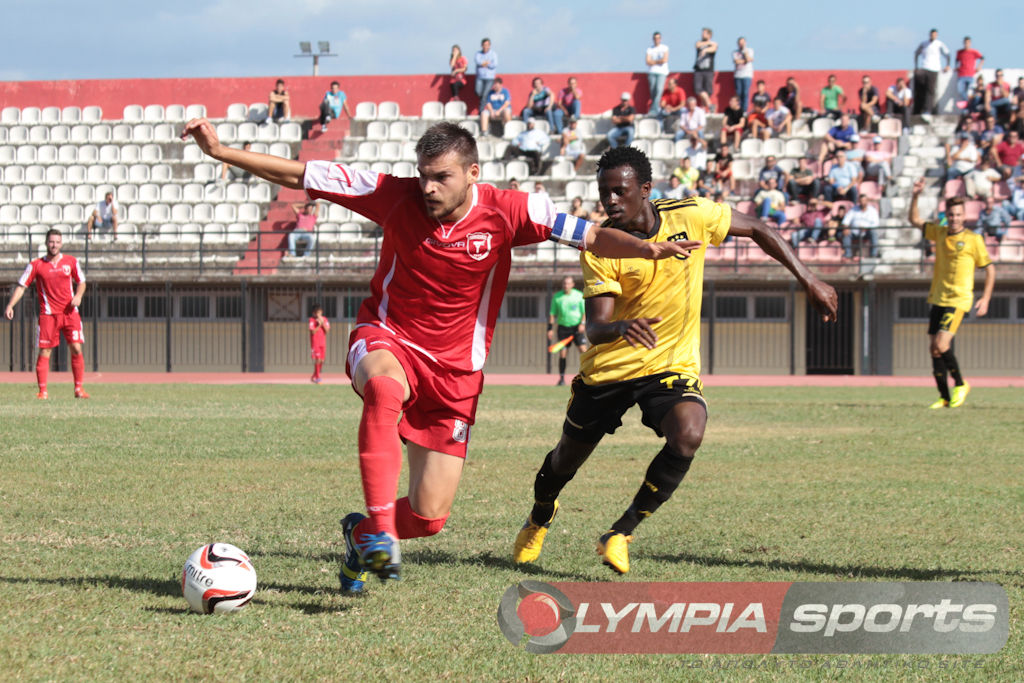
<box><xmin>927</xmin><ymin>305</ymin><xmax>967</xmax><ymax>336</ymax></box>
<box><xmin>693</xmin><ymin>71</ymin><xmax>714</xmax><ymax>96</ymax></box>
<box><xmin>563</xmin><ymin>372</ymin><xmax>707</xmax><ymax>443</ymax></box>
<box><xmin>556</xmin><ymin>325</ymin><xmax>587</xmax><ymax>348</ymax></box>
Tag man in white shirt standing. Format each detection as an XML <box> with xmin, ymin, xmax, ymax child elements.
<box><xmin>87</xmin><ymin>191</ymin><xmax>118</xmax><ymax>240</ymax></box>
<box><xmin>645</xmin><ymin>31</ymin><xmax>670</xmax><ymax>117</ymax></box>
<box><xmin>732</xmin><ymin>37</ymin><xmax>754</xmax><ymax>115</ymax></box>
<box><xmin>913</xmin><ymin>28</ymin><xmax>951</xmax><ymax>115</ymax></box>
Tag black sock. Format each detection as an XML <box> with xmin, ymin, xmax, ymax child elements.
<box><xmin>530</xmin><ymin>450</ymin><xmax>577</xmax><ymax>524</ymax></box>
<box><xmin>611</xmin><ymin>445</ymin><xmax>695</xmax><ymax>536</ymax></box>
<box><xmin>942</xmin><ymin>350</ymin><xmax>963</xmax><ymax>386</ymax></box>
<box><xmin>932</xmin><ymin>355</ymin><xmax>950</xmax><ymax>401</ymax></box>
<box><xmin>558</xmin><ymin>357</ymin><xmax>567</xmax><ymax>377</ymax></box>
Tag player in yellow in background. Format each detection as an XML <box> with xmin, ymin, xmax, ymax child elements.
<box><xmin>910</xmin><ymin>178</ymin><xmax>996</xmax><ymax>409</ymax></box>
<box><xmin>513</xmin><ymin>146</ymin><xmax>837</xmax><ymax>574</ymax></box>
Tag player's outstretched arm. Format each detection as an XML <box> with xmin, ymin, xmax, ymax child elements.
<box><xmin>584</xmin><ymin>295</ymin><xmax>661</xmax><ymax>349</ymax></box>
<box><xmin>4</xmin><ymin>285</ymin><xmax>26</xmax><ymax>320</ymax></box>
<box><xmin>585</xmin><ymin>225</ymin><xmax>701</xmax><ymax>260</ymax></box>
<box><xmin>728</xmin><ymin>211</ymin><xmax>838</xmax><ymax>322</ymax></box>
<box><xmin>181</xmin><ymin>118</ymin><xmax>306</xmax><ymax>189</ymax></box>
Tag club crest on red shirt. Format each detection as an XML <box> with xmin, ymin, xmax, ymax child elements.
<box><xmin>466</xmin><ymin>232</ymin><xmax>492</xmax><ymax>261</ymax></box>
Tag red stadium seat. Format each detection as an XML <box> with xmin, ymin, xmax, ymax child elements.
<box><xmin>944</xmin><ymin>179</ymin><xmax>965</xmax><ymax>198</ymax></box>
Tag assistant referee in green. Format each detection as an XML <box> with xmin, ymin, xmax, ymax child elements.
<box><xmin>548</xmin><ymin>275</ymin><xmax>588</xmax><ymax>386</ymax></box>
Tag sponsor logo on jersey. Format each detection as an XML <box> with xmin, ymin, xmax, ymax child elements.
<box><xmin>669</xmin><ymin>232</ymin><xmax>691</xmax><ymax>261</ymax></box>
<box><xmin>466</xmin><ymin>232</ymin><xmax>492</xmax><ymax>261</ymax></box>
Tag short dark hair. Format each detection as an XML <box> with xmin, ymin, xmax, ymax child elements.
<box><xmin>276</xmin><ymin>78</ymin><xmax>285</xmax><ymax>86</ymax></box>
<box><xmin>330</xmin><ymin>80</ymin><xmax>340</xmax><ymax>87</ymax></box>
<box><xmin>597</xmin><ymin>146</ymin><xmax>652</xmax><ymax>185</ymax></box>
<box><xmin>946</xmin><ymin>196</ymin><xmax>966</xmax><ymax>210</ymax></box>
<box><xmin>415</xmin><ymin>122</ymin><xmax>479</xmax><ymax>167</ymax></box>
<box><xmin>46</xmin><ymin>228</ymin><xmax>62</xmax><ymax>239</ymax></box>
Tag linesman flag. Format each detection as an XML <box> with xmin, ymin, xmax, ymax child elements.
<box><xmin>548</xmin><ymin>336</ymin><xmax>574</xmax><ymax>354</ymax></box>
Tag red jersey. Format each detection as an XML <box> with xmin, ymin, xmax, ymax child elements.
<box><xmin>309</xmin><ymin>316</ymin><xmax>330</xmax><ymax>347</ymax></box>
<box><xmin>18</xmin><ymin>253</ymin><xmax>85</xmax><ymax>316</ymax></box>
<box><xmin>304</xmin><ymin>161</ymin><xmax>591</xmax><ymax>372</ymax></box>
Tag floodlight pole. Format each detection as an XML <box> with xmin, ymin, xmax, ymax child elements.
<box><xmin>295</xmin><ymin>42</ymin><xmax>337</xmax><ymax>76</ymax></box>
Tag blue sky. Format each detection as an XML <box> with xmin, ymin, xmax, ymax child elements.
<box><xmin>1</xmin><ymin>0</ymin><xmax>1018</xmax><ymax>82</ymax></box>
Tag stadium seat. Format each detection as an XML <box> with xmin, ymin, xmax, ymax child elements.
<box><xmin>226</xmin><ymin>184</ymin><xmax>248</xmax><ymax>202</ymax></box>
<box><xmin>739</xmin><ymin>138</ymin><xmax>763</xmax><ymax>157</ymax></box>
<box><xmin>215</xmin><ymin>122</ymin><xmax>237</xmax><ymax>143</ymax></box>
<box><xmin>158</xmin><ymin>184</ymin><xmax>182</xmax><ymax>203</ymax></box>
<box><xmin>53</xmin><ymin>185</ymin><xmax>74</xmax><ymax>203</ymax></box>
<box><xmin>63</xmin><ymin>204</ymin><xmax>85</xmax><ymax>225</ymax></box>
<box><xmin>153</xmin><ymin>124</ymin><xmax>176</xmax><ymax>142</ymax></box>
<box><xmin>366</xmin><ymin>121</ymin><xmax>389</xmax><ymax>140</ymax></box>
<box><xmin>503</xmin><ymin>120</ymin><xmax>526</xmax><ymax>140</ymax></box>
<box><xmin>181</xmin><ymin>145</ymin><xmax>204</xmax><ymax>164</ymax></box>
<box><xmin>480</xmin><ymin>161</ymin><xmax>505</xmax><ymax>182</ymax></box>
<box><xmin>36</xmin><ymin>144</ymin><xmax>57</xmax><ymax>164</ymax></box>
<box><xmin>143</xmin><ymin>104</ymin><xmax>165</xmax><ymax>122</ymax></box>
<box><xmin>400</xmin><ymin>140</ymin><xmax>418</xmax><ymax>161</ymax></box>
<box><xmin>81</xmin><ymin>105</ymin><xmax>102</xmax><ymax>122</ymax></box>
<box><xmin>355</xmin><ymin>102</ymin><xmax>377</xmax><ymax>120</ymax></box>
<box><xmin>202</xmin><ymin>223</ymin><xmax>227</xmax><ymax>243</ymax></box>
<box><xmin>731</xmin><ymin>159</ymin><xmax>755</xmax><ymax>179</ymax></box>
<box><xmin>370</xmin><ymin>161</ymin><xmax>392</xmax><ymax>174</ymax></box>
<box><xmin>111</xmin><ymin>124</ymin><xmax>132</xmax><ymax>142</ymax></box>
<box><xmin>7</xmin><ymin>125</ymin><xmax>27</xmax><ymax>143</ymax></box>
<box><xmin>70</xmin><ymin>181</ymin><xmax>91</xmax><ymax>201</ymax></box>
<box><xmin>10</xmin><ymin>185</ymin><xmax>31</xmax><ymax>204</ymax></box>
<box><xmin>357</xmin><ymin>141</ymin><xmax>380</xmax><ymax>160</ymax></box>
<box><xmin>151</xmin><ymin>164</ymin><xmax>173</xmax><ymax>182</ymax></box>
<box><xmin>15</xmin><ymin>146</ymin><xmax>35</xmax><ymax>164</ymax></box>
<box><xmin>0</xmin><ymin>205</ymin><xmax>19</xmax><ymax>224</ymax></box>
<box><xmin>122</xmin><ymin>104</ymin><xmax>144</xmax><ymax>123</ymax></box>
<box><xmin>165</xmin><ymin>104</ymin><xmax>186</xmax><ymax>122</ymax></box>
<box><xmin>444</xmin><ymin>101</ymin><xmax>467</xmax><ymax>119</ymax></box>
<box><xmin>784</xmin><ymin>138</ymin><xmax>809</xmax><ymax>158</ymax></box>
<box><xmin>630</xmin><ymin>139</ymin><xmax>652</xmax><ymax>157</ymax></box>
<box><xmin>204</xmin><ymin>183</ymin><xmax>225</xmax><ymax>202</ymax></box>
<box><xmin>146</xmin><ymin>203</ymin><xmax>170</xmax><ymax>224</ymax></box>
<box><xmin>378</xmin><ymin>101</ymin><xmax>400</xmax><ymax>120</ymax></box>
<box><xmin>550</xmin><ymin>160</ymin><xmax>575</xmax><ymax>180</ymax></box>
<box><xmin>107</xmin><ymin>164</ymin><xmax>129</xmax><ymax>184</ymax></box>
<box><xmin>506</xmin><ymin>160</ymin><xmax>530</xmax><ymax>179</ymax></box>
<box><xmin>129</xmin><ymin>164</ymin><xmax>150</xmax><ymax>183</ymax></box>
<box><xmin>21</xmin><ymin>107</ymin><xmax>41</xmax><ymax>124</ymax></box>
<box><xmin>859</xmin><ymin>181</ymin><xmax>881</xmax><ymax>200</ymax></box>
<box><xmin>214</xmin><ymin>204</ymin><xmax>236</xmax><ymax>223</ymax></box>
<box><xmin>963</xmin><ymin>200</ymin><xmax>983</xmax><ymax>221</ymax></box>
<box><xmin>56</xmin><ymin>145</ymin><xmax>77</xmax><ymax>164</ymax></box>
<box><xmin>226</xmin><ymin>103</ymin><xmax>248</xmax><ymax>121</ymax></box>
<box><xmin>156</xmin><ymin>223</ymin><xmax>179</xmax><ymax>241</ymax></box>
<box><xmin>421</xmin><ymin>101</ymin><xmax>444</xmax><ymax>119</ymax></box>
<box><xmin>0</xmin><ymin>186</ymin><xmax>9</xmax><ymax>204</ymax></box>
<box><xmin>138</xmin><ymin>183</ymin><xmax>160</xmax><ymax>202</ymax></box>
<box><xmin>763</xmin><ymin>138</ymin><xmax>785</xmax><ymax>157</ymax></box>
<box><xmin>268</xmin><ymin>142</ymin><xmax>290</xmax><ymax>158</ymax></box>
<box><xmin>181</xmin><ymin>183</ymin><xmax>203</xmax><ymax>203</ymax></box>
<box><xmin>193</xmin><ymin>163</ymin><xmax>217</xmax><ymax>183</ymax></box>
<box><xmin>256</xmin><ymin>122</ymin><xmax>279</xmax><ymax>142</ymax></box>
<box><xmin>25</xmin><ymin>166</ymin><xmax>45</xmax><ymax>184</ymax></box>
<box><xmin>651</xmin><ymin>139</ymin><xmax>675</xmax><ymax>160</ymax></box>
<box><xmin>21</xmin><ymin>206</ymin><xmax>41</xmax><ymax>224</ymax></box>
<box><xmin>41</xmin><ymin>106</ymin><xmax>61</xmax><ymax>124</ymax></box>
<box><xmin>1</xmin><ymin>106</ymin><xmax>19</xmax><ymax>123</ymax></box>
<box><xmin>564</xmin><ymin>179</ymin><xmax>588</xmax><ymax>200</ymax></box>
<box><xmin>70</xmin><ymin>125</ymin><xmax>90</xmax><ymax>143</ymax></box>
<box><xmin>943</xmin><ymin>179</ymin><xmax>965</xmax><ymax>198</ymax></box>
<box><xmin>389</xmin><ymin>121</ymin><xmax>412</xmax><ymax>140</ymax></box>
<box><xmin>179</xmin><ymin>223</ymin><xmax>201</xmax><ymax>242</ymax></box>
<box><xmin>878</xmin><ymin>118</ymin><xmax>902</xmax><ymax>138</ymax></box>
<box><xmin>459</xmin><ymin>119</ymin><xmax>480</xmax><ymax>137</ymax></box>
<box><xmin>379</xmin><ymin>141</ymin><xmax>402</xmax><ymax>161</ymax></box>
<box><xmin>237</xmin><ymin>203</ymin><xmax>260</xmax><ymax>222</ymax></box>
<box><xmin>248</xmin><ymin>183</ymin><xmax>271</xmax><ymax>202</ymax></box>
<box><xmin>185</xmin><ymin>104</ymin><xmax>207</xmax><ymax>119</ymax></box>
<box><xmin>47</xmin><ymin>125</ymin><xmax>70</xmax><ymax>144</ymax></box>
<box><xmin>3</xmin><ymin>165</ymin><xmax>24</xmax><ymax>184</ymax></box>
<box><xmin>127</xmin><ymin>204</ymin><xmax>148</xmax><ymax>223</ymax></box>
<box><xmin>811</xmin><ymin>118</ymin><xmax>834</xmax><ymax>137</ymax></box>
<box><xmin>247</xmin><ymin>103</ymin><xmax>268</xmax><ymax>123</ymax></box>
<box><xmin>637</xmin><ymin>118</ymin><xmax>662</xmax><ymax>139</ymax></box>
<box><xmin>476</xmin><ymin>139</ymin><xmax>494</xmax><ymax>161</ymax></box>
<box><xmin>226</xmin><ymin>222</ymin><xmax>251</xmax><ymax>243</ymax></box>
<box><xmin>236</xmin><ymin>121</ymin><xmax>258</xmax><ymax>141</ymax></box>
<box><xmin>32</xmin><ymin>187</ymin><xmax>53</xmax><ymax>207</ymax></box>
<box><xmin>5</xmin><ymin>224</ymin><xmax>28</xmax><ymax>240</ymax></box>
<box><xmin>29</xmin><ymin>126</ymin><xmax>49</xmax><ymax>143</ymax></box>
<box><xmin>326</xmin><ymin>203</ymin><xmax>351</xmax><ymax>222</ymax></box>
<box><xmin>279</xmin><ymin>122</ymin><xmax>302</xmax><ymax>142</ymax></box>
<box><xmin>98</xmin><ymin>144</ymin><xmax>119</xmax><ymax>163</ymax></box>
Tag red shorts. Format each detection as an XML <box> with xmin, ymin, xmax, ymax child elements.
<box><xmin>346</xmin><ymin>325</ymin><xmax>483</xmax><ymax>458</ymax></box>
<box><xmin>311</xmin><ymin>345</ymin><xmax>326</xmax><ymax>361</ymax></box>
<box><xmin>37</xmin><ymin>312</ymin><xmax>84</xmax><ymax>349</ymax></box>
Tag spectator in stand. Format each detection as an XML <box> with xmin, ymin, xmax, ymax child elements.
<box><xmin>732</xmin><ymin>37</ymin><xmax>754</xmax><ymax>114</ymax></box>
<box><xmin>533</xmin><ymin>181</ymin><xmax>547</xmax><ymax>196</ymax></box>
<box><xmin>507</xmin><ymin>178</ymin><xmax>521</xmax><ymax>191</ymax></box>
<box><xmin>787</xmin><ymin>156</ymin><xmax>821</xmax><ymax>203</ymax></box>
<box><xmin>219</xmin><ymin>142</ymin><xmax>254</xmax><ymax>184</ymax></box>
<box><xmin>552</xmin><ymin>77</ymin><xmax>583</xmax><ymax>134</ymax></box>
<box><xmin>714</xmin><ymin>152</ymin><xmax>735</xmax><ymax>197</ymax></box>
<box><xmin>913</xmin><ymin>28</ymin><xmax>951</xmax><ymax>115</ymax></box>
<box><xmin>945</xmin><ymin>131</ymin><xmax>980</xmax><ymax>180</ymax></box>
<box><xmin>560</xmin><ymin>118</ymin><xmax>587</xmax><ymax>172</ymax></box>
<box><xmin>975</xmin><ymin>114</ymin><xmax>1004</xmax><ymax>157</ymax></box>
<box><xmin>819</xmin><ymin>74</ymin><xmax>846</xmax><ymax>119</ymax></box>
<box><xmin>664</xmin><ymin>174</ymin><xmax>685</xmax><ymax>200</ymax></box>
<box><xmin>841</xmin><ymin>194</ymin><xmax>879</xmax><ymax>258</ymax></box>
<box><xmin>720</xmin><ymin>95</ymin><xmax>746</xmax><ymax>152</ymax></box>
<box><xmin>569</xmin><ymin>196</ymin><xmax>588</xmax><ymax>218</ymax></box>
<box><xmin>87</xmin><ymin>191</ymin><xmax>119</xmax><ymax>239</ymax></box>
<box><xmin>886</xmin><ymin>76</ymin><xmax>913</xmax><ymax>129</ymax></box>
<box><xmin>863</xmin><ymin>135</ymin><xmax>894</xmax><ymax>189</ymax></box>
<box><xmin>503</xmin><ymin>119</ymin><xmax>551</xmax><ymax>175</ymax></box>
<box><xmin>288</xmin><ymin>201</ymin><xmax>318</xmax><ymax>257</ymax></box>
<box><xmin>753</xmin><ymin>177</ymin><xmax>788</xmax><ymax>225</ymax></box>
<box><xmin>975</xmin><ymin>195</ymin><xmax>1011</xmax><ymax>243</ymax></box>
<box><xmin>474</xmin><ymin>38</ymin><xmax>498</xmax><ymax>101</ymax></box>
<box><xmin>674</xmin><ymin>96</ymin><xmax>707</xmax><ymax>142</ymax></box>
<box><xmin>965</xmin><ymin>158</ymin><xmax>1003</xmax><ymax>199</ymax></box>
<box><xmin>964</xmin><ymin>74</ymin><xmax>988</xmax><ymax>118</ymax></box>
<box><xmin>659</xmin><ymin>78</ymin><xmax>686</xmax><ymax>133</ymax></box>
<box><xmin>1008</xmin><ymin>102</ymin><xmax>1024</xmax><ymax>139</ymax></box>
<box><xmin>828</xmin><ymin>204</ymin><xmax>848</xmax><ymax>243</ymax></box>
<box><xmin>858</xmin><ymin>75</ymin><xmax>880</xmax><ymax>134</ymax></box>
<box><xmin>818</xmin><ymin>112</ymin><xmax>857</xmax><ymax>163</ymax></box>
<box><xmin>521</xmin><ymin>77</ymin><xmax>554</xmax><ymax>126</ymax></box>
<box><xmin>587</xmin><ymin>201</ymin><xmax>607</xmax><ymax>224</ymax></box>
<box><xmin>696</xmin><ymin>157</ymin><xmax>718</xmax><ymax>197</ymax></box>
<box><xmin>776</xmin><ymin>76</ymin><xmax>802</xmax><ymax>119</ymax></box>
<box><xmin>479</xmin><ymin>78</ymin><xmax>512</xmax><ymax>137</ymax></box>
<box><xmin>845</xmin><ymin>134</ymin><xmax>864</xmax><ymax>162</ymax></box>
<box><xmin>449</xmin><ymin>45</ymin><xmax>468</xmax><ymax>101</ymax></box>
<box><xmin>750</xmin><ymin>79</ymin><xmax>771</xmax><ymax>114</ymax></box>
<box><xmin>672</xmin><ymin>156</ymin><xmax>700</xmax><ymax>196</ymax></box>
<box><xmin>693</xmin><ymin>27</ymin><xmax>718</xmax><ymax>111</ymax></box>
<box><xmin>764</xmin><ymin>97</ymin><xmax>793</xmax><ymax>138</ymax></box>
<box><xmin>645</xmin><ymin>31</ymin><xmax>670</xmax><ymax>116</ymax></box>
<box><xmin>683</xmin><ymin>135</ymin><xmax>709</xmax><ymax>169</ymax></box>
<box><xmin>746</xmin><ymin>100</ymin><xmax>769</xmax><ymax>140</ymax></box>
<box><xmin>954</xmin><ymin>37</ymin><xmax>984</xmax><ymax>103</ymax></box>
<box><xmin>1014</xmin><ymin>76</ymin><xmax>1024</xmax><ymax>104</ymax></box>
<box><xmin>1003</xmin><ymin>175</ymin><xmax>1024</xmax><ymax>218</ymax></box>
<box><xmin>825</xmin><ymin>150</ymin><xmax>862</xmax><ymax>202</ymax></box>
<box><xmin>986</xmin><ymin>69</ymin><xmax>1014</xmax><ymax>123</ymax></box>
<box><xmin>992</xmin><ymin>129</ymin><xmax>1024</xmax><ymax>179</ymax></box>
<box><xmin>268</xmin><ymin>79</ymin><xmax>291</xmax><ymax>122</ymax></box>
<box><xmin>758</xmin><ymin>155</ymin><xmax>789</xmax><ymax>194</ymax></box>
<box><xmin>319</xmin><ymin>81</ymin><xmax>352</xmax><ymax>131</ymax></box>
<box><xmin>790</xmin><ymin>196</ymin><xmax>834</xmax><ymax>248</ymax></box>
<box><xmin>606</xmin><ymin>92</ymin><xmax>636</xmax><ymax>149</ymax></box>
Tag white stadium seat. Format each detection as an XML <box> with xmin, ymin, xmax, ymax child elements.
<box><xmin>57</xmin><ymin>145</ymin><xmax>77</xmax><ymax>163</ymax></box>
<box><xmin>388</xmin><ymin>121</ymin><xmax>412</xmax><ymax>140</ymax></box>
<box><xmin>99</xmin><ymin>144</ymin><xmax>120</xmax><ymax>163</ymax></box>
<box><xmin>226</xmin><ymin>184</ymin><xmax>248</xmax><ymax>202</ymax></box>
<box><xmin>192</xmin><ymin>203</ymin><xmax>214</xmax><ymax>222</ymax></box>
<box><xmin>279</xmin><ymin>122</ymin><xmax>302</xmax><ymax>142</ymax></box>
<box><xmin>41</xmin><ymin>204</ymin><xmax>62</xmax><ymax>224</ymax></box>
<box><xmin>10</xmin><ymin>185</ymin><xmax>32</xmax><ymax>204</ymax></box>
<box><xmin>366</xmin><ymin>121</ymin><xmax>388</xmax><ymax>140</ymax></box>
<box><xmin>193</xmin><ymin>163</ymin><xmax>217</xmax><ymax>183</ymax></box>
<box><xmin>377</xmin><ymin>101</ymin><xmax>400</xmax><ymax>120</ymax></box>
<box><xmin>216</xmin><ymin>122</ymin><xmax>237</xmax><ymax>143</ymax></box>
<box><xmin>115</xmin><ymin>184</ymin><xmax>138</xmax><ymax>202</ymax></box>
<box><xmin>138</xmin><ymin>184</ymin><xmax>160</xmax><ymax>203</ymax></box>
<box><xmin>29</xmin><ymin>126</ymin><xmax>49</xmax><ymax>143</ymax></box>
<box><xmin>78</xmin><ymin>145</ymin><xmax>99</xmax><ymax>163</ymax></box>
<box><xmin>182</xmin><ymin>183</ymin><xmax>204</xmax><ymax>202</ymax></box>
<box><xmin>8</xmin><ymin>125</ymin><xmax>28</xmax><ymax>143</ymax></box>
<box><xmin>421</xmin><ymin>101</ymin><xmax>444</xmax><ymax>119</ymax></box>
<box><xmin>370</xmin><ymin>161</ymin><xmax>392</xmax><ymax>174</ymax></box>
<box><xmin>392</xmin><ymin>161</ymin><xmax>416</xmax><ymax>178</ymax></box>
<box><xmin>161</xmin><ymin>184</ymin><xmax>183</xmax><ymax>203</ymax></box>
<box><xmin>3</xmin><ymin>165</ymin><xmax>25</xmax><ymax>184</ymax></box>
<box><xmin>1</xmin><ymin>106</ymin><xmax>20</xmax><ymax>123</ymax></box>
<box><xmin>214</xmin><ymin>204</ymin><xmax>236</xmax><ymax>223</ymax></box>
<box><xmin>226</xmin><ymin>222</ymin><xmax>251</xmax><ymax>243</ymax></box>
<box><xmin>153</xmin><ymin>124</ymin><xmax>176</xmax><ymax>142</ymax></box>
<box><xmin>122</xmin><ymin>104</ymin><xmax>144</xmax><ymax>122</ymax></box>
<box><xmin>0</xmin><ymin>205</ymin><xmax>19</xmax><ymax>223</ymax></box>
<box><xmin>41</xmin><ymin>106</ymin><xmax>61</xmax><ymax>124</ymax></box>
<box><xmin>66</xmin><ymin>167</ymin><xmax>87</xmax><ymax>186</ymax></box>
<box><xmin>21</xmin><ymin>107</ymin><xmax>41</xmax><ymax>124</ymax></box>
<box><xmin>165</xmin><ymin>104</ymin><xmax>186</xmax><ymax>122</ymax></box>
<box><xmin>149</xmin><ymin>204</ymin><xmax>172</xmax><ymax>223</ymax></box>
<box><xmin>151</xmin><ymin>164</ymin><xmax>173</xmax><ymax>182</ymax></box>
<box><xmin>185</xmin><ymin>104</ymin><xmax>206</xmax><ymax>119</ymax></box>
<box><xmin>63</xmin><ymin>205</ymin><xmax>85</xmax><ymax>224</ymax></box>
<box><xmin>70</xmin><ymin>125</ymin><xmax>90</xmax><ymax>143</ymax></box>
<box><xmin>354</xmin><ymin>102</ymin><xmax>377</xmax><ymax>120</ymax></box>
<box><xmin>21</xmin><ymin>206</ymin><xmax>41</xmax><ymax>224</ymax></box>
<box><xmin>132</xmin><ymin>124</ymin><xmax>154</xmax><ymax>142</ymax></box>
<box><xmin>143</xmin><ymin>104</ymin><xmax>165</xmax><ymax>122</ymax></box>
<box><xmin>24</xmin><ymin>166</ymin><xmax>45</xmax><ymax>185</ymax></box>
<box><xmin>120</xmin><ymin>144</ymin><xmax>141</xmax><ymax>163</ymax></box>
<box><xmin>443</xmin><ymin>101</ymin><xmax>467</xmax><ymax>119</ymax></box>
<box><xmin>49</xmin><ymin>125</ymin><xmax>70</xmax><ymax>144</ymax></box>
<box><xmin>357</xmin><ymin>141</ymin><xmax>380</xmax><ymax>160</ymax></box>
<box><xmin>247</xmin><ymin>103</ymin><xmax>268</xmax><ymax>123</ymax></box>
<box><xmin>237</xmin><ymin>203</ymin><xmax>260</xmax><ymax>222</ymax></box>
<box><xmin>129</xmin><ymin>164</ymin><xmax>150</xmax><ymax>183</ymax></box>
<box><xmin>127</xmin><ymin>205</ymin><xmax>148</xmax><ymax>223</ymax></box>
<box><xmin>44</xmin><ymin>166</ymin><xmax>65</xmax><ymax>184</ymax></box>
<box><xmin>226</xmin><ymin>103</ymin><xmax>248</xmax><ymax>121</ymax></box>
<box><xmin>37</xmin><ymin>145</ymin><xmax>58</xmax><ymax>165</ymax></box>
<box><xmin>107</xmin><ymin>164</ymin><xmax>129</xmax><ymax>184</ymax></box>
<box><xmin>379</xmin><ymin>141</ymin><xmax>403</xmax><ymax>161</ymax></box>
<box><xmin>53</xmin><ymin>185</ymin><xmax>74</xmax><ymax>203</ymax></box>
<box><xmin>81</xmin><ymin>105</ymin><xmax>102</xmax><ymax>122</ymax></box>
<box><xmin>15</xmin><ymin>146</ymin><xmax>36</xmax><ymax>163</ymax></box>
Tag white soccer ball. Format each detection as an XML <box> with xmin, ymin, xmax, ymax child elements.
<box><xmin>181</xmin><ymin>543</ymin><xmax>257</xmax><ymax>614</ymax></box>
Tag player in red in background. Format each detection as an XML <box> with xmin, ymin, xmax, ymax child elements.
<box><xmin>182</xmin><ymin>118</ymin><xmax>699</xmax><ymax>593</ymax></box>
<box><xmin>4</xmin><ymin>229</ymin><xmax>89</xmax><ymax>399</ymax></box>
<box><xmin>309</xmin><ymin>305</ymin><xmax>330</xmax><ymax>383</ymax></box>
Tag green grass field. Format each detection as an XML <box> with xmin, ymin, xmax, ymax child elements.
<box><xmin>0</xmin><ymin>383</ymin><xmax>1021</xmax><ymax>681</ymax></box>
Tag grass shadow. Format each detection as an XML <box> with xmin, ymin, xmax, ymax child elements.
<box><xmin>0</xmin><ymin>574</ymin><xmax>180</xmax><ymax>598</ymax></box>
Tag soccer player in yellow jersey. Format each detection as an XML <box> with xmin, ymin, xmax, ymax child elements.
<box><xmin>909</xmin><ymin>178</ymin><xmax>996</xmax><ymax>409</ymax></box>
<box><xmin>513</xmin><ymin>147</ymin><xmax>838</xmax><ymax>574</ymax></box>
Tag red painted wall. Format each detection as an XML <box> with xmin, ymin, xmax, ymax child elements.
<box><xmin>1</xmin><ymin>70</ymin><xmax>907</xmax><ymax>119</ymax></box>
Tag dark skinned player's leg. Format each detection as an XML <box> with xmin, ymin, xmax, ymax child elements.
<box><xmin>528</xmin><ymin>432</ymin><xmax>602</xmax><ymax>525</ymax></box>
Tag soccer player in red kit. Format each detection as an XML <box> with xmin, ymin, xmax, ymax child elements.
<box><xmin>309</xmin><ymin>305</ymin><xmax>329</xmax><ymax>383</ymax></box>
<box><xmin>4</xmin><ymin>229</ymin><xmax>89</xmax><ymax>399</ymax></box>
<box><xmin>182</xmin><ymin>118</ymin><xmax>699</xmax><ymax>593</ymax></box>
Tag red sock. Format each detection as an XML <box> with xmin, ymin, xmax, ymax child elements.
<box><xmin>357</xmin><ymin>376</ymin><xmax>405</xmax><ymax>537</ymax></box>
<box><xmin>313</xmin><ymin>361</ymin><xmax>322</xmax><ymax>379</ymax></box>
<box><xmin>36</xmin><ymin>354</ymin><xmax>49</xmax><ymax>392</ymax></box>
<box><xmin>71</xmin><ymin>353</ymin><xmax>84</xmax><ymax>390</ymax></box>
<box><xmin>394</xmin><ymin>497</ymin><xmax>448</xmax><ymax>539</ymax></box>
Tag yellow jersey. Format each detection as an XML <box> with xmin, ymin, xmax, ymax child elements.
<box><xmin>578</xmin><ymin>197</ymin><xmax>731</xmax><ymax>385</ymax></box>
<box><xmin>925</xmin><ymin>223</ymin><xmax>992</xmax><ymax>311</ymax></box>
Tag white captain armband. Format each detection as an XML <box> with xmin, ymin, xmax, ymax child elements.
<box><xmin>548</xmin><ymin>213</ymin><xmax>592</xmax><ymax>251</ymax></box>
